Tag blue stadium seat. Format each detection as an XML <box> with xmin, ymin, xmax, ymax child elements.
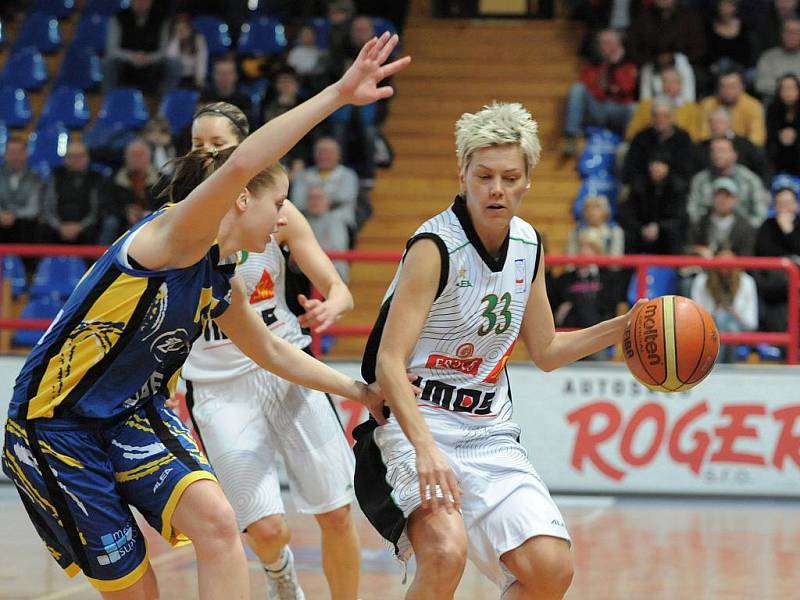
<box><xmin>2</xmin><ymin>254</ymin><xmax>28</xmax><ymax>298</ymax></box>
<box><xmin>83</xmin><ymin>119</ymin><xmax>137</xmax><ymax>158</ymax></box>
<box><xmin>239</xmin><ymin>78</ymin><xmax>269</xmax><ymax>119</ymax></box>
<box><xmin>29</xmin><ymin>255</ymin><xmax>87</xmax><ymax>300</ymax></box>
<box><xmin>12</xmin><ymin>293</ymin><xmax>64</xmax><ymax>347</ymax></box>
<box><xmin>55</xmin><ymin>46</ymin><xmax>103</xmax><ymax>90</ymax></box>
<box><xmin>572</xmin><ymin>174</ymin><xmax>618</xmax><ymax>221</ymax></box>
<box><xmin>310</xmin><ymin>17</ymin><xmax>330</xmax><ymax>49</ymax></box>
<box><xmin>193</xmin><ymin>15</ymin><xmax>231</xmax><ymax>57</ymax></box>
<box><xmin>12</xmin><ymin>13</ymin><xmax>62</xmax><ymax>54</ymax></box>
<box><xmin>1</xmin><ymin>47</ymin><xmax>48</xmax><ymax>91</ymax></box>
<box><xmin>39</xmin><ymin>86</ymin><xmax>91</xmax><ymax>129</ymax></box>
<box><xmin>32</xmin><ymin>0</ymin><xmax>76</xmax><ymax>19</ymax></box>
<box><xmin>372</xmin><ymin>16</ymin><xmax>398</xmax><ymax>37</ymax></box>
<box><xmin>158</xmin><ymin>88</ymin><xmax>200</xmax><ymax>134</ymax></box>
<box><xmin>238</xmin><ymin>17</ymin><xmax>287</xmax><ymax>56</ymax></box>
<box><xmin>0</xmin><ymin>121</ymin><xmax>7</xmax><ymax>162</ymax></box>
<box><xmin>70</xmin><ymin>13</ymin><xmax>108</xmax><ymax>54</ymax></box>
<box><xmin>97</xmin><ymin>87</ymin><xmax>149</xmax><ymax>130</ymax></box>
<box><xmin>0</xmin><ymin>87</ymin><xmax>32</xmax><ymax>128</ymax></box>
<box><xmin>84</xmin><ymin>0</ymin><xmax>129</xmax><ymax>15</ymax></box>
<box><xmin>27</xmin><ymin>122</ymin><xmax>69</xmax><ymax>177</ymax></box>
<box><xmin>627</xmin><ymin>267</ymin><xmax>678</xmax><ymax>305</ymax></box>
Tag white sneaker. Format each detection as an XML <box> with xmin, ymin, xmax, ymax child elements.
<box><xmin>266</xmin><ymin>547</ymin><xmax>305</xmax><ymax>600</ymax></box>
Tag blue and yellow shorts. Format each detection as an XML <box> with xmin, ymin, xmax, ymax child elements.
<box><xmin>1</xmin><ymin>400</ymin><xmax>216</xmax><ymax>593</ymax></box>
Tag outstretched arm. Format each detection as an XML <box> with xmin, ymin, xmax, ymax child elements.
<box><xmin>215</xmin><ymin>276</ymin><xmax>384</xmax><ymax>421</ymax></box>
<box><xmin>130</xmin><ymin>33</ymin><xmax>410</xmax><ymax>270</ymax></box>
<box><xmin>277</xmin><ymin>201</ymin><xmax>354</xmax><ymax>332</ymax></box>
<box><xmin>520</xmin><ymin>252</ymin><xmax>635</xmax><ymax>371</ymax></box>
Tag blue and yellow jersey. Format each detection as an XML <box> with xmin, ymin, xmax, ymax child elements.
<box><xmin>8</xmin><ymin>207</ymin><xmax>235</xmax><ymax>423</ymax></box>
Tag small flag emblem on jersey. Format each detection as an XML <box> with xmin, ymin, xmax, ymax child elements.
<box><xmin>515</xmin><ymin>258</ymin><xmax>526</xmax><ymax>292</ymax></box>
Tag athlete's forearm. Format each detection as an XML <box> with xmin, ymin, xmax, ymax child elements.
<box><xmin>536</xmin><ymin>314</ymin><xmax>627</xmax><ymax>371</ymax></box>
<box><xmin>255</xmin><ymin>335</ymin><xmax>366</xmax><ymax>400</ymax></box>
<box><xmin>324</xmin><ymin>280</ymin><xmax>354</xmax><ymax>315</ymax></box>
<box><xmin>376</xmin><ymin>358</ymin><xmax>435</xmax><ymax>448</ymax></box>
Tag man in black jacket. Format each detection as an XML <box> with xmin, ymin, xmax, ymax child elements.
<box><xmin>103</xmin><ymin>0</ymin><xmax>179</xmax><ymax>95</ymax></box>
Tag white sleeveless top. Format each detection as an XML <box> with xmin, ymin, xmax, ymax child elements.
<box><xmin>182</xmin><ymin>238</ymin><xmax>311</xmax><ymax>383</ymax></box>
<box><xmin>363</xmin><ymin>198</ymin><xmax>541</xmax><ymax>427</ymax></box>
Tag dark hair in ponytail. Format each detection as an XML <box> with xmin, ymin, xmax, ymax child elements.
<box><xmin>161</xmin><ymin>146</ymin><xmax>286</xmax><ymax>204</ymax></box>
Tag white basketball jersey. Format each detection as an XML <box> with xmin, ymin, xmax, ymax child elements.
<box><xmin>364</xmin><ymin>198</ymin><xmax>541</xmax><ymax>427</ymax></box>
<box><xmin>182</xmin><ymin>238</ymin><xmax>311</xmax><ymax>383</ymax></box>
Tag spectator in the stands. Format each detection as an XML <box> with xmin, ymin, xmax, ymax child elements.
<box><xmin>98</xmin><ymin>139</ymin><xmax>160</xmax><ymax>244</ymax></box>
<box><xmin>690</xmin><ymin>248</ymin><xmax>758</xmax><ymax>363</ymax></box>
<box><xmin>627</xmin><ymin>0</ymin><xmax>706</xmax><ymax>68</ymax></box>
<box><xmin>261</xmin><ymin>69</ymin><xmax>313</xmax><ymax>177</ymax></box>
<box><xmin>626</xmin><ymin>67</ymin><xmax>702</xmax><ymax>141</ymax></box>
<box><xmin>40</xmin><ymin>141</ymin><xmax>103</xmax><ymax>245</ymax></box>
<box><xmin>754</xmin><ymin>0</ymin><xmax>799</xmax><ymax>58</ymax></box>
<box><xmin>702</xmin><ymin>0</ymin><xmax>756</xmax><ymax>95</ymax></box>
<box><xmin>327</xmin><ymin>0</ymin><xmax>356</xmax><ymax>59</ymax></box>
<box><xmin>142</xmin><ymin>117</ymin><xmax>176</xmax><ymax>175</ymax></box>
<box><xmin>201</xmin><ymin>55</ymin><xmax>255</xmax><ymax>126</ymax></box>
<box><xmin>552</xmin><ymin>228</ymin><xmax>623</xmax><ymax>359</ymax></box>
<box><xmin>686</xmin><ymin>176</ymin><xmax>757</xmax><ymax>257</ymax></box>
<box><xmin>0</xmin><ymin>138</ymin><xmax>41</xmax><ymax>245</ymax></box>
<box><xmin>695</xmin><ymin>107</ymin><xmax>770</xmax><ymax>184</ymax></box>
<box><xmin>766</xmin><ymin>74</ymin><xmax>800</xmax><ymax>175</ymax></box>
<box><xmin>562</xmin><ymin>28</ymin><xmax>637</xmax><ymax>157</ymax></box>
<box><xmin>287</xmin><ymin>25</ymin><xmax>328</xmax><ymax>91</ymax></box>
<box><xmin>290</xmin><ymin>137</ymin><xmax>359</xmax><ymax>238</ymax></box>
<box><xmin>327</xmin><ymin>15</ymin><xmax>382</xmax><ymax>179</ymax></box>
<box><xmin>165</xmin><ymin>13</ymin><xmax>208</xmax><ymax>90</ymax></box>
<box><xmin>687</xmin><ymin>138</ymin><xmax>769</xmax><ymax>227</ymax></box>
<box><xmin>753</xmin><ymin>184</ymin><xmax>800</xmax><ymax>332</ymax></box>
<box><xmin>303</xmin><ymin>184</ymin><xmax>351</xmax><ymax>281</ymax></box>
<box><xmin>699</xmin><ymin>70</ymin><xmax>766</xmax><ymax>146</ymax></box>
<box><xmin>621</xmin><ymin>96</ymin><xmax>695</xmax><ymax>185</ymax></box>
<box><xmin>755</xmin><ymin>19</ymin><xmax>800</xmax><ymax>101</ymax></box>
<box><xmin>618</xmin><ymin>152</ymin><xmax>688</xmax><ymax>255</ymax></box>
<box><xmin>566</xmin><ymin>195</ymin><xmax>625</xmax><ymax>257</ymax></box>
<box><xmin>103</xmin><ymin>0</ymin><xmax>180</xmax><ymax>95</ymax></box>
<box><xmin>638</xmin><ymin>45</ymin><xmax>696</xmax><ymax>104</ymax></box>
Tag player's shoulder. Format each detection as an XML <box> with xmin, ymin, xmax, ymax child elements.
<box><xmin>509</xmin><ymin>216</ymin><xmax>540</xmax><ymax>246</ymax></box>
<box><xmin>412</xmin><ymin>206</ymin><xmax>466</xmax><ymax>252</ymax></box>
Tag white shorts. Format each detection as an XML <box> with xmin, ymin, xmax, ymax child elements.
<box><xmin>186</xmin><ymin>368</ymin><xmax>356</xmax><ymax>530</ymax></box>
<box><xmin>373</xmin><ymin>413</ymin><xmax>570</xmax><ymax>592</ymax></box>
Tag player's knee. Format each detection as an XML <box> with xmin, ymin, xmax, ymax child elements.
<box><xmin>516</xmin><ymin>550</ymin><xmax>573</xmax><ymax>599</ymax></box>
<box><xmin>191</xmin><ymin>499</ymin><xmax>240</xmax><ymax>549</ymax></box>
<box><xmin>248</xmin><ymin>515</ymin><xmax>291</xmax><ymax>548</ymax></box>
<box><xmin>315</xmin><ymin>504</ymin><xmax>352</xmax><ymax>533</ymax></box>
<box><xmin>418</xmin><ymin>539</ymin><xmax>467</xmax><ymax>580</ymax></box>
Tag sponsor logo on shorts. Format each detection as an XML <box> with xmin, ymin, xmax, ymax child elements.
<box><xmin>426</xmin><ymin>343</ymin><xmax>483</xmax><ymax>375</ymax></box>
<box><xmin>152</xmin><ymin>467</ymin><xmax>173</xmax><ymax>494</ymax></box>
<box><xmin>96</xmin><ymin>524</ymin><xmax>137</xmax><ymax>566</ymax></box>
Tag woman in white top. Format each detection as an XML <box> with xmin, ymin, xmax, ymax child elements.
<box><xmin>166</xmin><ymin>15</ymin><xmax>209</xmax><ymax>90</ymax></box>
<box><xmin>690</xmin><ymin>247</ymin><xmax>758</xmax><ymax>363</ymax></box>
<box><xmin>179</xmin><ymin>100</ymin><xmax>362</xmax><ymax>600</ymax></box>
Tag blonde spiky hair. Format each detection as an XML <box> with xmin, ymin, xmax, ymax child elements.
<box><xmin>455</xmin><ymin>102</ymin><xmax>541</xmax><ymax>175</ymax></box>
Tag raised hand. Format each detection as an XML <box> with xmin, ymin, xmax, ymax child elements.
<box><xmin>334</xmin><ymin>32</ymin><xmax>411</xmax><ymax>106</ymax></box>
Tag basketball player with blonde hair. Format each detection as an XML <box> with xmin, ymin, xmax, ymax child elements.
<box><xmin>354</xmin><ymin>102</ymin><xmax>642</xmax><ymax>599</ymax></box>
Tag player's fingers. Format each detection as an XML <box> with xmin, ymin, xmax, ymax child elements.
<box><xmin>419</xmin><ymin>478</ymin><xmax>431</xmax><ymax>510</ymax></box>
<box><xmin>297</xmin><ymin>293</ymin><xmax>310</xmax><ymax>307</ymax></box>
<box><xmin>370</xmin><ymin>31</ymin><xmax>391</xmax><ymax>60</ymax></box>
<box><xmin>357</xmin><ymin>36</ymin><xmax>378</xmax><ymax>62</ymax></box>
<box><xmin>376</xmin><ymin>33</ymin><xmax>399</xmax><ymax>64</ymax></box>
<box><xmin>380</xmin><ymin>55</ymin><xmax>411</xmax><ymax>79</ymax></box>
<box><xmin>446</xmin><ymin>472</ymin><xmax>462</xmax><ymax>510</ymax></box>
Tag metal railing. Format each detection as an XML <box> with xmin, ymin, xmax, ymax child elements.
<box><xmin>1</xmin><ymin>245</ymin><xmax>797</xmax><ymax>363</ymax></box>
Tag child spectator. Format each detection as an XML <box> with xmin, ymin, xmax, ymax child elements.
<box><xmin>142</xmin><ymin>117</ymin><xmax>176</xmax><ymax>175</ymax></box>
<box><xmin>566</xmin><ymin>195</ymin><xmax>625</xmax><ymax>256</ymax></box>
<box><xmin>287</xmin><ymin>25</ymin><xmax>328</xmax><ymax>89</ymax></box>
<box><xmin>303</xmin><ymin>184</ymin><xmax>350</xmax><ymax>282</ymax></box>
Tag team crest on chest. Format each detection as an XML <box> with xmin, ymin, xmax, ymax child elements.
<box><xmin>250</xmin><ymin>270</ymin><xmax>275</xmax><ymax>303</ymax></box>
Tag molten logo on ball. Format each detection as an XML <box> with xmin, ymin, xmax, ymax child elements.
<box><xmin>623</xmin><ymin>295</ymin><xmax>719</xmax><ymax>393</ymax></box>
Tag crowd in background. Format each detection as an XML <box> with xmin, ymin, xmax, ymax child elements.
<box><xmin>556</xmin><ymin>0</ymin><xmax>800</xmax><ymax>361</ymax></box>
<box><xmin>0</xmin><ymin>0</ymin><xmax>409</xmax><ymax>289</ymax></box>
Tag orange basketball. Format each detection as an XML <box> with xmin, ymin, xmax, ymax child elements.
<box><xmin>622</xmin><ymin>295</ymin><xmax>719</xmax><ymax>392</ymax></box>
